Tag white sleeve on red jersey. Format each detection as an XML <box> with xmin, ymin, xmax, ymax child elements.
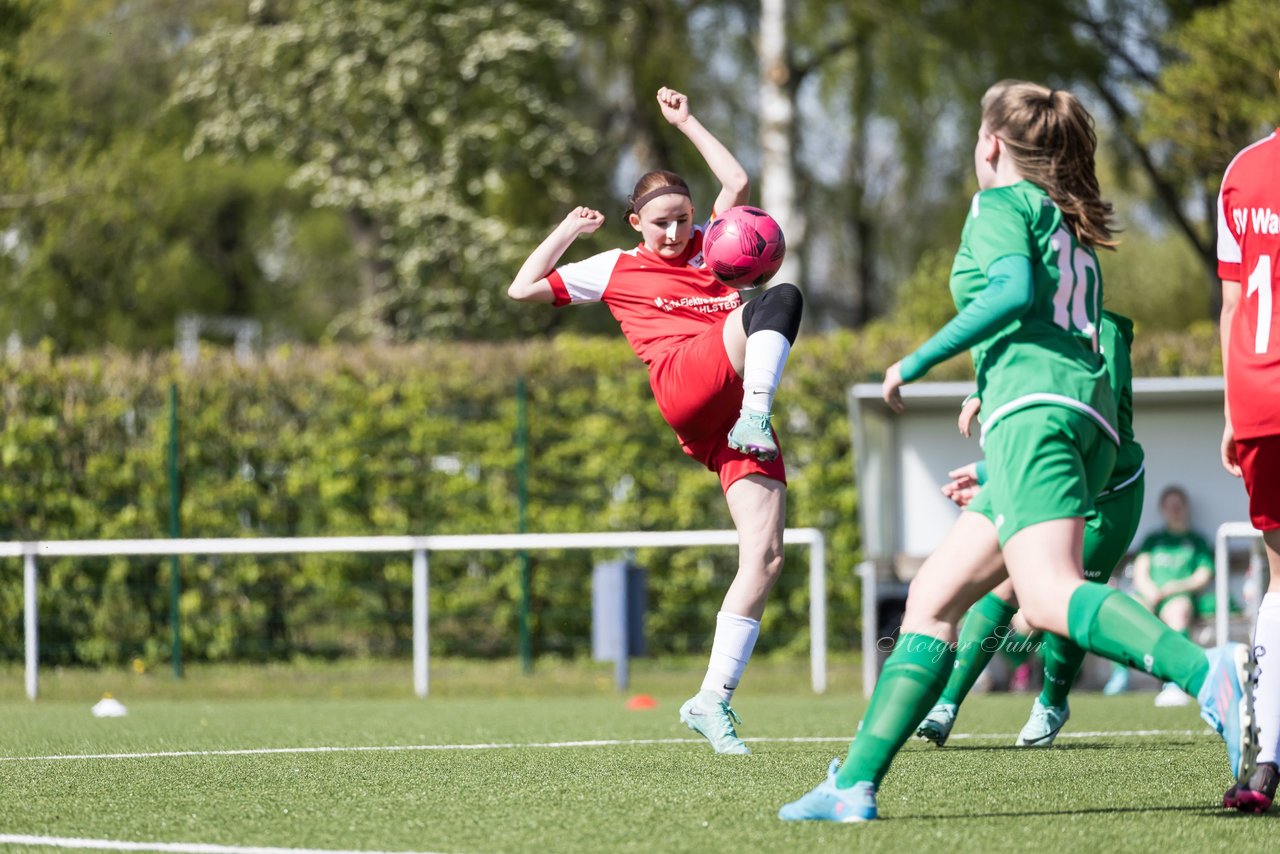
<box><xmin>1216</xmin><ymin>132</ymin><xmax>1278</xmax><ymax>281</ymax></box>
<box><xmin>546</xmin><ymin>248</ymin><xmax>623</xmax><ymax>306</ymax></box>
<box><xmin>1217</xmin><ymin>178</ymin><xmax>1243</xmax><ymax>275</ymax></box>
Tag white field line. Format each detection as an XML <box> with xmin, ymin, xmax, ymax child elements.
<box><xmin>0</xmin><ymin>729</ymin><xmax>1212</xmax><ymax>763</ymax></box>
<box><xmin>0</xmin><ymin>836</ymin><xmax>444</xmax><ymax>854</ymax></box>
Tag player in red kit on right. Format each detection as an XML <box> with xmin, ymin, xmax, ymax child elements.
<box><xmin>1218</xmin><ymin>118</ymin><xmax>1280</xmax><ymax>813</ymax></box>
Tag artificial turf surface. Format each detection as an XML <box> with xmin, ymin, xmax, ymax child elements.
<box><xmin>0</xmin><ymin>659</ymin><xmax>1275</xmax><ymax>853</ymax></box>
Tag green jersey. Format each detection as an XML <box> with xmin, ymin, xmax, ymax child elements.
<box><xmin>951</xmin><ymin>181</ymin><xmax>1118</xmax><ymax>445</ymax></box>
<box><xmin>1098</xmin><ymin>311</ymin><xmax>1144</xmax><ymax>493</ymax></box>
<box><xmin>1138</xmin><ymin>529</ymin><xmax>1213</xmax><ymax>587</ymax></box>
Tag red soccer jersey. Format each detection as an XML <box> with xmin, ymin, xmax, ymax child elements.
<box><xmin>1218</xmin><ymin>130</ymin><xmax>1280</xmax><ymax>439</ymax></box>
<box><xmin>547</xmin><ymin>225</ymin><xmax>742</xmax><ymax>366</ymax></box>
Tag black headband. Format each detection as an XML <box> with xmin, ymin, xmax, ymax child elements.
<box><xmin>630</xmin><ymin>184</ymin><xmax>691</xmax><ymax>213</ymax></box>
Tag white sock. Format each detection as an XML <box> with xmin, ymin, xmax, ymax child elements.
<box><xmin>700</xmin><ymin>611</ymin><xmax>761</xmax><ymax>703</ymax></box>
<box><xmin>1254</xmin><ymin>592</ymin><xmax>1280</xmax><ymax>765</ymax></box>
<box><xmin>741</xmin><ymin>330</ymin><xmax>790</xmax><ymax>414</ymax></box>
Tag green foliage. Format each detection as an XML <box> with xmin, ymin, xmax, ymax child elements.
<box><xmin>173</xmin><ymin>0</ymin><xmax>607</xmax><ymax>341</ymax></box>
<box><xmin>0</xmin><ymin>324</ymin><xmax>1224</xmax><ymax>665</ymax></box>
<box><xmin>0</xmin><ymin>334</ymin><xmax>875</xmax><ymax>665</ymax></box>
<box><xmin>0</xmin><ymin>0</ymin><xmax>337</xmax><ymax>352</ymax></box>
<box><xmin>1099</xmin><ymin>229</ymin><xmax>1216</xmax><ymax>330</ymax></box>
<box><xmin>0</xmin><ymin>0</ymin><xmax>1259</xmax><ymax>350</ymax></box>
<box><xmin>1143</xmin><ymin>0</ymin><xmax>1280</xmax><ymax>188</ymax></box>
<box><xmin>4</xmin><ymin>145</ymin><xmax>318</xmax><ymax>351</ymax></box>
<box><xmin>887</xmin><ymin>248</ymin><xmax>960</xmax><ymax>334</ymax></box>
<box><xmin>1129</xmin><ymin>319</ymin><xmax>1223</xmax><ymax>376</ymax></box>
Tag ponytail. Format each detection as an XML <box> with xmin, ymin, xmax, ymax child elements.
<box><xmin>981</xmin><ymin>80</ymin><xmax>1118</xmax><ymax>249</ymax></box>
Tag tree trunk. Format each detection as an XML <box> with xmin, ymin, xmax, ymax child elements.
<box><xmin>759</xmin><ymin>0</ymin><xmax>804</xmax><ymax>290</ymax></box>
<box><xmin>847</xmin><ymin>26</ymin><xmax>874</xmax><ymax>326</ymax></box>
<box><xmin>343</xmin><ymin>208</ymin><xmax>395</xmax><ymax>342</ymax></box>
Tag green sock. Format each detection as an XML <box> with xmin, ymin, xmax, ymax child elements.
<box><xmin>837</xmin><ymin>632</ymin><xmax>955</xmax><ymax>788</ymax></box>
<box><xmin>1039</xmin><ymin>633</ymin><xmax>1086</xmax><ymax>708</ymax></box>
<box><xmin>939</xmin><ymin>593</ymin><xmax>1017</xmax><ymax>706</ymax></box>
<box><xmin>1066</xmin><ymin>583</ymin><xmax>1209</xmax><ymax>696</ymax></box>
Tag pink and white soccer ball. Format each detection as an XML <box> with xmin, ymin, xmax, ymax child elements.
<box><xmin>701</xmin><ymin>206</ymin><xmax>786</xmax><ymax>288</ymax></box>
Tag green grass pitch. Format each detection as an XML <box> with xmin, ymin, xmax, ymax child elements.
<box><xmin>0</xmin><ymin>659</ymin><xmax>1274</xmax><ymax>853</ymax></box>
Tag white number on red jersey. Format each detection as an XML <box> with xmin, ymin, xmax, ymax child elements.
<box><xmin>1245</xmin><ymin>254</ymin><xmax>1275</xmax><ymax>355</ymax></box>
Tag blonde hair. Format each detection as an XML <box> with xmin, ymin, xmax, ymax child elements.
<box><xmin>981</xmin><ymin>80</ymin><xmax>1118</xmax><ymax>249</ymax></box>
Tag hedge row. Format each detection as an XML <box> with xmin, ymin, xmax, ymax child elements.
<box><xmin>0</xmin><ymin>323</ymin><xmax>1220</xmax><ymax>665</ymax></box>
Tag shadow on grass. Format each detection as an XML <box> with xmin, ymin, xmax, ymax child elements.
<box><xmin>896</xmin><ymin>803</ymin><xmax>1265</xmax><ymax>822</ymax></box>
<box><xmin>933</xmin><ymin>741</ymin><xmax>1193</xmax><ymax>753</ymax></box>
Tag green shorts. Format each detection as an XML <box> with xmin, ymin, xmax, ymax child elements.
<box><xmin>969</xmin><ymin>405</ymin><xmax>1117</xmax><ymax>546</ymax></box>
<box><xmin>1083</xmin><ymin>471</ymin><xmax>1145</xmax><ymax>583</ymax></box>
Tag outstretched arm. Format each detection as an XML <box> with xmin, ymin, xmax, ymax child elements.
<box><xmin>657</xmin><ymin>87</ymin><xmax>748</xmax><ymax>215</ymax></box>
<box><xmin>508</xmin><ymin>207</ymin><xmax>605</xmax><ymax>303</ymax></box>
<box><xmin>882</xmin><ymin>255</ymin><xmax>1034</xmax><ymax>411</ymax></box>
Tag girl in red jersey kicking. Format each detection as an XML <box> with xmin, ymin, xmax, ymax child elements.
<box><xmin>508</xmin><ymin>87</ymin><xmax>804</xmax><ymax>755</ymax></box>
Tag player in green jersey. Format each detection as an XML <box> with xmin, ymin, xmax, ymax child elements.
<box><xmin>779</xmin><ymin>81</ymin><xmax>1257</xmax><ymax>824</ymax></box>
<box><xmin>1133</xmin><ymin>487</ymin><xmax>1214</xmax><ymax>623</ymax></box>
<box><xmin>916</xmin><ymin>311</ymin><xmax>1146</xmax><ymax>748</ymax></box>
<box><xmin>1128</xmin><ymin>486</ymin><xmax>1215</xmax><ymax>705</ymax></box>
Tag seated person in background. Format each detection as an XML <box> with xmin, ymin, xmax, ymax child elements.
<box><xmin>1194</xmin><ymin>579</ymin><xmax>1243</xmax><ymax>647</ymax></box>
<box><xmin>1107</xmin><ymin>485</ymin><xmax>1214</xmax><ymax>705</ymax></box>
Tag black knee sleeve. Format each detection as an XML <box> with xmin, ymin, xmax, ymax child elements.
<box><xmin>741</xmin><ymin>282</ymin><xmax>803</xmax><ymax>343</ymax></box>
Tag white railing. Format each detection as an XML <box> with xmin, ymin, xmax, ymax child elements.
<box><xmin>1213</xmin><ymin>522</ymin><xmax>1267</xmax><ymax>645</ymax></box>
<box><xmin>8</xmin><ymin>528</ymin><xmax>828</xmax><ymax>700</ymax></box>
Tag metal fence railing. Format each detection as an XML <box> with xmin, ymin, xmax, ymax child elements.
<box><xmin>8</xmin><ymin>528</ymin><xmax>828</xmax><ymax>700</ymax></box>
<box><xmin>1213</xmin><ymin>522</ymin><xmax>1268</xmax><ymax>645</ymax></box>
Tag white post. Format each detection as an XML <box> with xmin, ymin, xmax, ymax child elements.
<box><xmin>24</xmin><ymin>552</ymin><xmax>38</xmax><ymax>701</ymax></box>
<box><xmin>615</xmin><ymin>561</ymin><xmax>629</xmax><ymax>693</ymax></box>
<box><xmin>859</xmin><ymin>560</ymin><xmax>877</xmax><ymax>696</ymax></box>
<box><xmin>1215</xmin><ymin>524</ymin><xmax>1234</xmax><ymax>647</ymax></box>
<box><xmin>808</xmin><ymin>532</ymin><xmax>826</xmax><ymax>693</ymax></box>
<box><xmin>1215</xmin><ymin>522</ymin><xmax>1267</xmax><ymax>645</ymax></box>
<box><xmin>1248</xmin><ymin>544</ymin><xmax>1266</xmax><ymax>622</ymax></box>
<box><xmin>413</xmin><ymin>549</ymin><xmax>429</xmax><ymax>698</ymax></box>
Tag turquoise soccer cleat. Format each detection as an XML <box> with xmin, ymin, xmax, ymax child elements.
<box><xmin>727</xmin><ymin>409</ymin><xmax>778</xmax><ymax>461</ymax></box>
<box><xmin>1015</xmin><ymin>698</ymin><xmax>1070</xmax><ymax>747</ymax></box>
<box><xmin>1196</xmin><ymin>643</ymin><xmax>1259</xmax><ymax>786</ymax></box>
<box><xmin>915</xmin><ymin>702</ymin><xmax>958</xmax><ymax>747</ymax></box>
<box><xmin>679</xmin><ymin>690</ymin><xmax>751</xmax><ymax>755</ymax></box>
<box><xmin>1102</xmin><ymin>665</ymin><xmax>1129</xmax><ymax>696</ymax></box>
<box><xmin>778</xmin><ymin>758</ymin><xmax>878</xmax><ymax>823</ymax></box>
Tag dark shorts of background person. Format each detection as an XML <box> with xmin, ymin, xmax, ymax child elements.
<box><xmin>1084</xmin><ymin>473</ymin><xmax>1145</xmax><ymax>584</ymax></box>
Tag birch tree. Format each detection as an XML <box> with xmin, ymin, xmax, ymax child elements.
<box><xmin>759</xmin><ymin>0</ymin><xmax>803</xmax><ymax>288</ymax></box>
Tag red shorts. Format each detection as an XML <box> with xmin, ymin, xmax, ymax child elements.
<box><xmin>1236</xmin><ymin>434</ymin><xmax>1280</xmax><ymax>531</ymax></box>
<box><xmin>648</xmin><ymin>319</ymin><xmax>786</xmax><ymax>493</ymax></box>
